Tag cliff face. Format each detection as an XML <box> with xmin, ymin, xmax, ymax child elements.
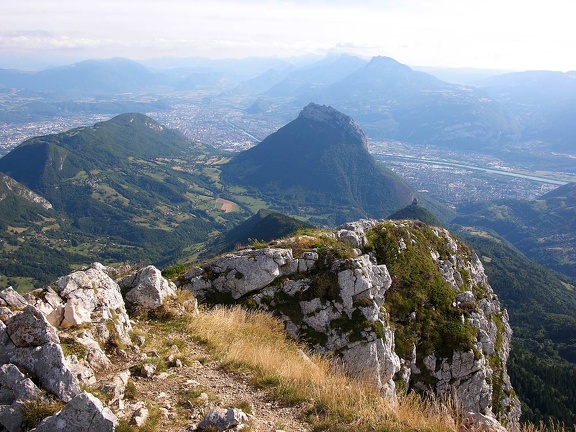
<box><xmin>182</xmin><ymin>219</ymin><xmax>521</xmax><ymax>429</ymax></box>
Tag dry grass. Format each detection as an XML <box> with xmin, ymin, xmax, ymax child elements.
<box><xmin>186</xmin><ymin>306</ymin><xmax>459</xmax><ymax>432</ymax></box>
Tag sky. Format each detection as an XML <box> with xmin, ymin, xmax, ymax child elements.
<box><xmin>1</xmin><ymin>0</ymin><xmax>575</xmax><ymax>71</ymax></box>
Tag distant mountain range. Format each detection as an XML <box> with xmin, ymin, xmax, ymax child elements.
<box><xmin>479</xmin><ymin>70</ymin><xmax>576</xmax><ymax>152</ymax></box>
<box><xmin>2</xmin><ymin>55</ymin><xmax>576</xmax><ymax>154</ymax></box>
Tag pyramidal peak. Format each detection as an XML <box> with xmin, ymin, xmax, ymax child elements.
<box><xmin>298</xmin><ymin>102</ymin><xmax>366</xmax><ymax>145</ymax></box>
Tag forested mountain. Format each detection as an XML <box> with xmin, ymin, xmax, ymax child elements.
<box><xmin>222</xmin><ymin>103</ymin><xmax>414</xmax><ymax>225</ymax></box>
<box><xmin>453</xmin><ymin>182</ymin><xmax>576</xmax><ymax>278</ymax></box>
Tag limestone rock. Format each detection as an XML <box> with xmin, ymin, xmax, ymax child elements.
<box><xmin>65</xmin><ymin>355</ymin><xmax>96</xmax><ymax>386</ymax></box>
<box><xmin>130</xmin><ymin>406</ymin><xmax>149</xmax><ymax>427</ymax></box>
<box><xmin>5</xmin><ymin>305</ymin><xmax>59</xmax><ymax>347</ymax></box>
<box><xmin>31</xmin><ymin>392</ymin><xmax>118</xmax><ymax>432</ymax></box>
<box><xmin>0</xmin><ymin>363</ymin><xmax>43</xmax><ymax>432</ymax></box>
<box><xmin>100</xmin><ymin>370</ymin><xmax>130</xmax><ymax>403</ymax></box>
<box><xmin>197</xmin><ymin>407</ymin><xmax>248</xmax><ymax>431</ymax></box>
<box><xmin>7</xmin><ymin>342</ymin><xmax>81</xmax><ymax>403</ymax></box>
<box><xmin>0</xmin><ymin>288</ymin><xmax>28</xmax><ymax>310</ymax></box>
<box><xmin>0</xmin><ymin>363</ymin><xmax>42</xmax><ymax>403</ymax></box>
<box><xmin>118</xmin><ymin>265</ymin><xmax>176</xmax><ymax>310</ymax></box>
<box><xmin>183</xmin><ymin>248</ymin><xmax>299</xmax><ymax>299</ymax></box>
<box><xmin>73</xmin><ymin>330</ymin><xmax>112</xmax><ymax>372</ymax></box>
<box><xmin>22</xmin><ymin>287</ymin><xmax>65</xmax><ymax>327</ymax></box>
<box><xmin>56</xmin><ymin>263</ymin><xmax>132</xmax><ymax>346</ymax></box>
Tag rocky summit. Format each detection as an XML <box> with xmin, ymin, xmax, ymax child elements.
<box><xmin>182</xmin><ymin>219</ymin><xmax>521</xmax><ymax>429</ymax></box>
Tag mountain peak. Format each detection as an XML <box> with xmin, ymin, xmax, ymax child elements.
<box><xmin>221</xmin><ymin>104</ymin><xmax>413</xmax><ymax>224</ymax></box>
<box><xmin>298</xmin><ymin>103</ymin><xmax>366</xmax><ymax>146</ymax></box>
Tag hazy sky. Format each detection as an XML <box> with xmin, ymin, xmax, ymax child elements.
<box><xmin>1</xmin><ymin>0</ymin><xmax>574</xmax><ymax>71</ymax></box>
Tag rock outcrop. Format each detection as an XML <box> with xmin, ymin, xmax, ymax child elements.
<box><xmin>31</xmin><ymin>392</ymin><xmax>118</xmax><ymax>432</ymax></box>
<box><xmin>55</xmin><ymin>263</ymin><xmax>132</xmax><ymax>346</ymax></box>
<box><xmin>182</xmin><ymin>219</ymin><xmax>521</xmax><ymax>429</ymax></box>
<box><xmin>118</xmin><ymin>265</ymin><xmax>177</xmax><ymax>311</ymax></box>
<box><xmin>0</xmin><ymin>263</ymin><xmax>183</xmax><ymax>431</ymax></box>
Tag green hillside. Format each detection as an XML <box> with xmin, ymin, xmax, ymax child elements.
<box><xmin>0</xmin><ymin>114</ymin><xmax>249</xmax><ymax>286</ymax></box>
<box><xmin>453</xmin><ymin>182</ymin><xmax>576</xmax><ymax>278</ymax></box>
<box><xmin>205</xmin><ymin>208</ymin><xmax>315</xmax><ymax>257</ymax></box>
<box><xmin>458</xmin><ymin>228</ymin><xmax>576</xmax><ymax>426</ymax></box>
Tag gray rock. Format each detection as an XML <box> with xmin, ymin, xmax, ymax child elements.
<box><xmin>56</xmin><ymin>263</ymin><xmax>131</xmax><ymax>346</ymax></box>
<box><xmin>5</xmin><ymin>306</ymin><xmax>59</xmax><ymax>347</ymax></box>
<box><xmin>31</xmin><ymin>392</ymin><xmax>118</xmax><ymax>432</ymax></box>
<box><xmin>140</xmin><ymin>364</ymin><xmax>156</xmax><ymax>378</ymax></box>
<box><xmin>8</xmin><ymin>342</ymin><xmax>81</xmax><ymax>403</ymax></box>
<box><xmin>65</xmin><ymin>355</ymin><xmax>96</xmax><ymax>386</ymax></box>
<box><xmin>0</xmin><ymin>363</ymin><xmax>42</xmax><ymax>403</ymax></box>
<box><xmin>118</xmin><ymin>265</ymin><xmax>176</xmax><ymax>311</ymax></box>
<box><xmin>184</xmin><ymin>248</ymin><xmax>299</xmax><ymax>299</ymax></box>
<box><xmin>130</xmin><ymin>406</ymin><xmax>149</xmax><ymax>427</ymax></box>
<box><xmin>100</xmin><ymin>370</ymin><xmax>130</xmax><ymax>403</ymax></box>
<box><xmin>22</xmin><ymin>288</ymin><xmax>64</xmax><ymax>327</ymax></box>
<box><xmin>73</xmin><ymin>330</ymin><xmax>112</xmax><ymax>372</ymax></box>
<box><xmin>198</xmin><ymin>407</ymin><xmax>248</xmax><ymax>431</ymax></box>
<box><xmin>0</xmin><ymin>288</ymin><xmax>28</xmax><ymax>310</ymax></box>
<box><xmin>0</xmin><ymin>363</ymin><xmax>43</xmax><ymax>432</ymax></box>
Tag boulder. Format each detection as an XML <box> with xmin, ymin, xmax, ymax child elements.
<box><xmin>0</xmin><ymin>363</ymin><xmax>43</xmax><ymax>432</ymax></box>
<box><xmin>8</xmin><ymin>343</ymin><xmax>81</xmax><ymax>403</ymax></box>
<box><xmin>183</xmin><ymin>248</ymin><xmax>299</xmax><ymax>299</ymax></box>
<box><xmin>0</xmin><ymin>288</ymin><xmax>28</xmax><ymax>310</ymax></box>
<box><xmin>56</xmin><ymin>263</ymin><xmax>131</xmax><ymax>346</ymax></box>
<box><xmin>31</xmin><ymin>392</ymin><xmax>118</xmax><ymax>432</ymax></box>
<box><xmin>197</xmin><ymin>408</ymin><xmax>248</xmax><ymax>431</ymax></box>
<box><xmin>5</xmin><ymin>306</ymin><xmax>59</xmax><ymax>347</ymax></box>
<box><xmin>118</xmin><ymin>265</ymin><xmax>176</xmax><ymax>311</ymax></box>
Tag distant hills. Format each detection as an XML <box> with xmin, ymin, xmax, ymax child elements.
<box><xmin>222</xmin><ymin>103</ymin><xmax>414</xmax><ymax>225</ymax></box>
<box><xmin>453</xmin><ymin>182</ymin><xmax>576</xmax><ymax>278</ymax></box>
<box><xmin>0</xmin><ymin>58</ymin><xmax>158</xmax><ymax>94</ymax></box>
<box><xmin>0</xmin><ymin>105</ymin><xmax>416</xmax><ymax>283</ymax></box>
<box><xmin>479</xmin><ymin>70</ymin><xmax>576</xmax><ymax>152</ymax></box>
<box><xmin>2</xmin><ymin>54</ymin><xmax>576</xmax><ymax>155</ymax></box>
<box><xmin>245</xmin><ymin>56</ymin><xmax>522</xmax><ymax>148</ymax></box>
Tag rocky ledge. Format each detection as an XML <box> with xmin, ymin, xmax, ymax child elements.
<box><xmin>182</xmin><ymin>219</ymin><xmax>521</xmax><ymax>430</ymax></box>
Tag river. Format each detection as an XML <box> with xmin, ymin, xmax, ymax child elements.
<box><xmin>373</xmin><ymin>154</ymin><xmax>568</xmax><ymax>186</ymax></box>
